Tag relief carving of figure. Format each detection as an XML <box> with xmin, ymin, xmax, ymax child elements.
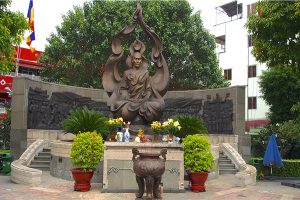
<box><xmin>103</xmin><ymin>4</ymin><xmax>169</xmax><ymax>124</ymax></box>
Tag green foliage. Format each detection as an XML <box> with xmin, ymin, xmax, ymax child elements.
<box><xmin>39</xmin><ymin>0</ymin><xmax>228</xmax><ymax>90</ymax></box>
<box><xmin>183</xmin><ymin>135</ymin><xmax>214</xmax><ymax>172</ymax></box>
<box><xmin>249</xmin><ymin>158</ymin><xmax>300</xmax><ymax>177</ymax></box>
<box><xmin>251</xmin><ymin>120</ymin><xmax>300</xmax><ymax>159</ymax></box>
<box><xmin>0</xmin><ymin>0</ymin><xmax>28</xmax><ymax>73</ymax></box>
<box><xmin>246</xmin><ymin>1</ymin><xmax>300</xmax><ymax>68</ymax></box>
<box><xmin>70</xmin><ymin>131</ymin><xmax>104</xmax><ymax>171</ymax></box>
<box><xmin>62</xmin><ymin>106</ymin><xmax>109</xmax><ymax>138</ymax></box>
<box><xmin>259</xmin><ymin>66</ymin><xmax>300</xmax><ymax>123</ymax></box>
<box><xmin>0</xmin><ymin>107</ymin><xmax>11</xmax><ymax>150</ymax></box>
<box><xmin>171</xmin><ymin>115</ymin><xmax>207</xmax><ymax>138</ymax></box>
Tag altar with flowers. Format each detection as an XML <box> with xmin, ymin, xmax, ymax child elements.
<box><xmin>101</xmin><ymin>116</ymin><xmax>184</xmax><ymax>192</ymax></box>
<box><xmin>102</xmin><ymin>141</ymin><xmax>184</xmax><ymax>193</ymax></box>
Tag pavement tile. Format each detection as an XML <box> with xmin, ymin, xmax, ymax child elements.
<box><xmin>1</xmin><ymin>173</ymin><xmax>300</xmax><ymax>200</ymax></box>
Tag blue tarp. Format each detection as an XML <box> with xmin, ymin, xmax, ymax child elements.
<box><xmin>263</xmin><ymin>133</ymin><xmax>283</xmax><ymax>168</ymax></box>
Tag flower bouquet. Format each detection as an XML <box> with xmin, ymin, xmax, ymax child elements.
<box><xmin>150</xmin><ymin>121</ymin><xmax>162</xmax><ymax>142</ymax></box>
<box><xmin>161</xmin><ymin>118</ymin><xmax>181</xmax><ymax>143</ymax></box>
<box><xmin>162</xmin><ymin>118</ymin><xmax>181</xmax><ymax>135</ymax></box>
<box><xmin>106</xmin><ymin>117</ymin><xmax>123</xmax><ymax>141</ymax></box>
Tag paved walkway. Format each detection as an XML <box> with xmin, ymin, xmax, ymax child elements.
<box><xmin>0</xmin><ymin>172</ymin><xmax>299</xmax><ymax>200</ymax></box>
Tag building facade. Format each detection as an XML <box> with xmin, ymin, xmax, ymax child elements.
<box><xmin>213</xmin><ymin>0</ymin><xmax>270</xmax><ymax>132</ymax></box>
<box><xmin>0</xmin><ymin>47</ymin><xmax>43</xmax><ymax>117</ymax></box>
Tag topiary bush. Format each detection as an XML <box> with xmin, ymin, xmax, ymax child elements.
<box><xmin>183</xmin><ymin>135</ymin><xmax>214</xmax><ymax>172</ymax></box>
<box><xmin>62</xmin><ymin>106</ymin><xmax>110</xmax><ymax>138</ymax></box>
<box><xmin>249</xmin><ymin>158</ymin><xmax>300</xmax><ymax>178</ymax></box>
<box><xmin>70</xmin><ymin>131</ymin><xmax>104</xmax><ymax>172</ymax></box>
<box><xmin>171</xmin><ymin>115</ymin><xmax>208</xmax><ymax>138</ymax></box>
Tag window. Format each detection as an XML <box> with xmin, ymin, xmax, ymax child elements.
<box><xmin>224</xmin><ymin>69</ymin><xmax>232</xmax><ymax>80</ymax></box>
<box><xmin>18</xmin><ymin>66</ymin><xmax>39</xmax><ymax>76</ymax></box>
<box><xmin>247</xmin><ymin>3</ymin><xmax>257</xmax><ymax>17</ymax></box>
<box><xmin>248</xmin><ymin>35</ymin><xmax>253</xmax><ymax>47</ymax></box>
<box><xmin>248</xmin><ymin>65</ymin><xmax>256</xmax><ymax>78</ymax></box>
<box><xmin>248</xmin><ymin>97</ymin><xmax>257</xmax><ymax>109</ymax></box>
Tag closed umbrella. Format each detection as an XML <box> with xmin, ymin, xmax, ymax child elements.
<box><xmin>263</xmin><ymin>133</ymin><xmax>283</xmax><ymax>174</ymax></box>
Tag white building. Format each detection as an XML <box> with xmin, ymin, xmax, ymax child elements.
<box><xmin>213</xmin><ymin>0</ymin><xmax>269</xmax><ymax>131</ymax></box>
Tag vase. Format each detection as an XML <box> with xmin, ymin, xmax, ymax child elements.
<box><xmin>124</xmin><ymin>128</ymin><xmax>130</xmax><ymax>142</ymax></box>
<box><xmin>116</xmin><ymin>127</ymin><xmax>123</xmax><ymax>142</ymax></box>
<box><xmin>153</xmin><ymin>133</ymin><xmax>160</xmax><ymax>142</ymax></box>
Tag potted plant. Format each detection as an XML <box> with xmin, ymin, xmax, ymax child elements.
<box><xmin>170</xmin><ymin>115</ymin><xmax>208</xmax><ymax>138</ymax></box>
<box><xmin>70</xmin><ymin>131</ymin><xmax>104</xmax><ymax>192</ymax></box>
<box><xmin>183</xmin><ymin>135</ymin><xmax>214</xmax><ymax>192</ymax></box>
<box><xmin>62</xmin><ymin>106</ymin><xmax>110</xmax><ymax>140</ymax></box>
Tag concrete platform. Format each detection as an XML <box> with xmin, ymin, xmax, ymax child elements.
<box><xmin>1</xmin><ymin>172</ymin><xmax>300</xmax><ymax>199</ymax></box>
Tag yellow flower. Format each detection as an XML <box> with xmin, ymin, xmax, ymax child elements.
<box><xmin>174</xmin><ymin>121</ymin><xmax>180</xmax><ymax>127</ymax></box>
<box><xmin>168</xmin><ymin>118</ymin><xmax>174</xmax><ymax>123</ymax></box>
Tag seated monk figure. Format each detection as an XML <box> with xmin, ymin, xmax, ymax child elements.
<box><xmin>106</xmin><ymin>40</ymin><xmax>165</xmax><ymax>124</ymax></box>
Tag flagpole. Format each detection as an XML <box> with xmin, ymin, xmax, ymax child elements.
<box><xmin>15</xmin><ymin>45</ymin><xmax>21</xmax><ymax>76</ymax></box>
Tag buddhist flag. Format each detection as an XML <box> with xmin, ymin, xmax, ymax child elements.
<box><xmin>26</xmin><ymin>0</ymin><xmax>36</xmax><ymax>53</ymax></box>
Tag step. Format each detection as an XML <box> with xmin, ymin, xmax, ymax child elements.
<box><xmin>219</xmin><ymin>163</ymin><xmax>236</xmax><ymax>169</ymax></box>
<box><xmin>30</xmin><ymin>160</ymin><xmax>50</xmax><ymax>166</ymax></box>
<box><xmin>38</xmin><ymin>152</ymin><xmax>51</xmax><ymax>156</ymax></box>
<box><xmin>42</xmin><ymin>148</ymin><xmax>51</xmax><ymax>152</ymax></box>
<box><xmin>219</xmin><ymin>155</ymin><xmax>228</xmax><ymax>159</ymax></box>
<box><xmin>219</xmin><ymin>169</ymin><xmax>238</xmax><ymax>174</ymax></box>
<box><xmin>28</xmin><ymin>165</ymin><xmax>50</xmax><ymax>171</ymax></box>
<box><xmin>219</xmin><ymin>159</ymin><xmax>232</xmax><ymax>164</ymax></box>
<box><xmin>34</xmin><ymin>155</ymin><xmax>51</xmax><ymax>161</ymax></box>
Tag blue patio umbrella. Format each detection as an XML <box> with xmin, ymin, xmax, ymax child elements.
<box><xmin>263</xmin><ymin>133</ymin><xmax>283</xmax><ymax>174</ymax></box>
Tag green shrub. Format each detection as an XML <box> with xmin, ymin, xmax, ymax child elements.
<box><xmin>62</xmin><ymin>106</ymin><xmax>109</xmax><ymax>138</ymax></box>
<box><xmin>70</xmin><ymin>131</ymin><xmax>104</xmax><ymax>172</ymax></box>
<box><xmin>249</xmin><ymin>158</ymin><xmax>300</xmax><ymax>177</ymax></box>
<box><xmin>171</xmin><ymin>115</ymin><xmax>208</xmax><ymax>138</ymax></box>
<box><xmin>0</xmin><ymin>108</ymin><xmax>11</xmax><ymax>150</ymax></box>
<box><xmin>183</xmin><ymin>135</ymin><xmax>214</xmax><ymax>172</ymax></box>
<box><xmin>252</xmin><ymin>118</ymin><xmax>300</xmax><ymax>159</ymax></box>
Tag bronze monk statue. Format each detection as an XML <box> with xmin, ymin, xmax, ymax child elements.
<box><xmin>103</xmin><ymin>4</ymin><xmax>169</xmax><ymax>124</ymax></box>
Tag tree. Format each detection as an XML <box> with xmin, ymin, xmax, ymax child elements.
<box><xmin>40</xmin><ymin>0</ymin><xmax>228</xmax><ymax>90</ymax></box>
<box><xmin>259</xmin><ymin>66</ymin><xmax>300</xmax><ymax>124</ymax></box>
<box><xmin>0</xmin><ymin>0</ymin><xmax>28</xmax><ymax>73</ymax></box>
<box><xmin>246</xmin><ymin>1</ymin><xmax>300</xmax><ymax>68</ymax></box>
<box><xmin>252</xmin><ymin>121</ymin><xmax>300</xmax><ymax>159</ymax></box>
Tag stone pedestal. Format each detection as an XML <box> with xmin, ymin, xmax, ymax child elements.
<box><xmin>102</xmin><ymin>142</ymin><xmax>184</xmax><ymax>193</ymax></box>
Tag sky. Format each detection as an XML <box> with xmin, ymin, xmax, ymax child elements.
<box><xmin>9</xmin><ymin>0</ymin><xmax>222</xmax><ymax>52</ymax></box>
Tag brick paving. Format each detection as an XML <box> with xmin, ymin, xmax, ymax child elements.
<box><xmin>0</xmin><ymin>173</ymin><xmax>299</xmax><ymax>200</ymax></box>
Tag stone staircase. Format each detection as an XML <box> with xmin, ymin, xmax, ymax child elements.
<box><xmin>29</xmin><ymin>148</ymin><xmax>51</xmax><ymax>171</ymax></box>
<box><xmin>219</xmin><ymin>152</ymin><xmax>238</xmax><ymax>174</ymax></box>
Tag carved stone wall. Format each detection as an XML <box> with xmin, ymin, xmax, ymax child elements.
<box><xmin>26</xmin><ymin>89</ymin><xmax>233</xmax><ymax>135</ymax></box>
<box><xmin>11</xmin><ymin>77</ymin><xmax>249</xmax><ymax>160</ymax></box>
<box><xmin>27</xmin><ymin>88</ymin><xmax>111</xmax><ymax>130</ymax></box>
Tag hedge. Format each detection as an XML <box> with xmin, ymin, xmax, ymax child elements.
<box><xmin>249</xmin><ymin>158</ymin><xmax>300</xmax><ymax>178</ymax></box>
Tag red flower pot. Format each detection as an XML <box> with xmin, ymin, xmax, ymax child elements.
<box><xmin>188</xmin><ymin>172</ymin><xmax>208</xmax><ymax>192</ymax></box>
<box><xmin>71</xmin><ymin>168</ymin><xmax>94</xmax><ymax>192</ymax></box>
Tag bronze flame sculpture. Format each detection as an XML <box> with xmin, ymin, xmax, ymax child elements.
<box><xmin>103</xmin><ymin>4</ymin><xmax>169</xmax><ymax>125</ymax></box>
